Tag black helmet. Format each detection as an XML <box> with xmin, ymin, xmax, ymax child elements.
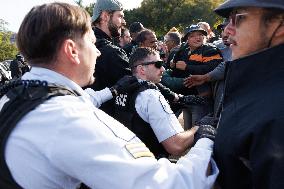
<box><xmin>215</xmin><ymin>0</ymin><xmax>284</xmax><ymax>18</ymax></box>
<box><xmin>184</xmin><ymin>24</ymin><xmax>207</xmax><ymax>38</ymax></box>
<box><xmin>16</xmin><ymin>53</ymin><xmax>24</xmax><ymax>61</ymax></box>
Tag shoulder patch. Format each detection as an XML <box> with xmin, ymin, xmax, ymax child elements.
<box><xmin>125</xmin><ymin>143</ymin><xmax>155</xmax><ymax>159</ymax></box>
<box><xmin>159</xmin><ymin>95</ymin><xmax>174</xmax><ymax>114</ymax></box>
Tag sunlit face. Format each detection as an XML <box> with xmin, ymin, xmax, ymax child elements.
<box><xmin>142</xmin><ymin>32</ymin><xmax>158</xmax><ymax>50</ymax></box>
<box><xmin>164</xmin><ymin>35</ymin><xmax>175</xmax><ymax>51</ymax></box>
<box><xmin>187</xmin><ymin>31</ymin><xmax>205</xmax><ymax>50</ymax></box>
<box><xmin>108</xmin><ymin>10</ymin><xmax>126</xmax><ymax>38</ymax></box>
<box><xmin>143</xmin><ymin>52</ymin><xmax>165</xmax><ymax>83</ymax></box>
<box><xmin>120</xmin><ymin>30</ymin><xmax>131</xmax><ymax>46</ymax></box>
<box><xmin>221</xmin><ymin>27</ymin><xmax>230</xmax><ymax>46</ymax></box>
<box><xmin>77</xmin><ymin>27</ymin><xmax>101</xmax><ymax>86</ymax></box>
<box><xmin>225</xmin><ymin>7</ymin><xmax>269</xmax><ymax>60</ymax></box>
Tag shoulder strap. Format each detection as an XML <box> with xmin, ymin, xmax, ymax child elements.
<box><xmin>128</xmin><ymin>81</ymin><xmax>158</xmax><ymax>111</ymax></box>
<box><xmin>0</xmin><ymin>80</ymin><xmax>80</xmax><ymax>189</ymax></box>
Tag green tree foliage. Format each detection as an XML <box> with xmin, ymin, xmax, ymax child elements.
<box><xmin>0</xmin><ymin>19</ymin><xmax>18</xmax><ymax>61</ymax></box>
<box><xmin>124</xmin><ymin>0</ymin><xmax>224</xmax><ymax>37</ymax></box>
<box><xmin>74</xmin><ymin>0</ymin><xmax>95</xmax><ymax>16</ymax></box>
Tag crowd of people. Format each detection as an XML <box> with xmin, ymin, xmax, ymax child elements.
<box><xmin>0</xmin><ymin>0</ymin><xmax>283</xmax><ymax>188</ymax></box>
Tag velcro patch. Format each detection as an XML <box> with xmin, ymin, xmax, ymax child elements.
<box><xmin>125</xmin><ymin>143</ymin><xmax>154</xmax><ymax>159</ymax></box>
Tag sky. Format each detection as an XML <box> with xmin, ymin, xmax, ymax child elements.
<box><xmin>0</xmin><ymin>0</ymin><xmax>143</xmax><ymax>32</ymax></box>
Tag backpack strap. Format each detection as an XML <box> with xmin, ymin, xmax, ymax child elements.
<box><xmin>128</xmin><ymin>81</ymin><xmax>158</xmax><ymax>112</ymax></box>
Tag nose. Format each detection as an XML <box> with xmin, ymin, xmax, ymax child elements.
<box><xmin>224</xmin><ymin>21</ymin><xmax>236</xmax><ymax>36</ymax></box>
<box><xmin>122</xmin><ymin>19</ymin><xmax>126</xmax><ymax>26</ymax></box>
<box><xmin>161</xmin><ymin>66</ymin><xmax>165</xmax><ymax>72</ymax></box>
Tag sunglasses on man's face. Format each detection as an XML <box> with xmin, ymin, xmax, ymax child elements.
<box><xmin>136</xmin><ymin>60</ymin><xmax>164</xmax><ymax>69</ymax></box>
<box><xmin>229</xmin><ymin>12</ymin><xmax>249</xmax><ymax>27</ymax></box>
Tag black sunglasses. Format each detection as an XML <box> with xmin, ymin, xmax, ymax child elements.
<box><xmin>135</xmin><ymin>60</ymin><xmax>164</xmax><ymax>69</ymax></box>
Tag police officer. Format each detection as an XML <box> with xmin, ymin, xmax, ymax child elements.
<box><xmin>0</xmin><ymin>2</ymin><xmax>218</xmax><ymax>189</ymax></box>
<box><xmin>213</xmin><ymin>0</ymin><xmax>284</xmax><ymax>188</ymax></box>
<box><xmin>88</xmin><ymin>0</ymin><xmax>131</xmax><ymax>117</ymax></box>
<box><xmin>114</xmin><ymin>47</ymin><xmax>214</xmax><ymax>158</ymax></box>
<box><xmin>9</xmin><ymin>54</ymin><xmax>30</xmax><ymax>79</ymax></box>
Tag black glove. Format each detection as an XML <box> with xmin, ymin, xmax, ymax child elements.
<box><xmin>195</xmin><ymin>114</ymin><xmax>219</xmax><ymax>128</ymax></box>
<box><xmin>193</xmin><ymin>125</ymin><xmax>216</xmax><ymax>145</ymax></box>
<box><xmin>110</xmin><ymin>75</ymin><xmax>140</xmax><ymax>96</ymax></box>
<box><xmin>178</xmin><ymin>95</ymin><xmax>206</xmax><ymax>105</ymax></box>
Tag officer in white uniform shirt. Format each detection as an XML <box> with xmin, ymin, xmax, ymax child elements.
<box><xmin>114</xmin><ymin>47</ymin><xmax>216</xmax><ymax>159</ymax></box>
<box><xmin>0</xmin><ymin>2</ymin><xmax>218</xmax><ymax>189</ymax></box>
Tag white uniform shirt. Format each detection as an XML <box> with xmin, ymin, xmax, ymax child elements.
<box><xmin>3</xmin><ymin>67</ymin><xmax>218</xmax><ymax>189</ymax></box>
<box><xmin>135</xmin><ymin>87</ymin><xmax>184</xmax><ymax>142</ymax></box>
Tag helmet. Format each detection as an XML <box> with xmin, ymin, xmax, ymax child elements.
<box><xmin>92</xmin><ymin>0</ymin><xmax>123</xmax><ymax>22</ymax></box>
<box><xmin>16</xmin><ymin>54</ymin><xmax>24</xmax><ymax>61</ymax></box>
<box><xmin>215</xmin><ymin>0</ymin><xmax>284</xmax><ymax>18</ymax></box>
<box><xmin>184</xmin><ymin>24</ymin><xmax>207</xmax><ymax>38</ymax></box>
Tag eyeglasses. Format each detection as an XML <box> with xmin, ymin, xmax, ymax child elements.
<box><xmin>229</xmin><ymin>12</ymin><xmax>249</xmax><ymax>27</ymax></box>
<box><xmin>135</xmin><ymin>60</ymin><xmax>164</xmax><ymax>69</ymax></box>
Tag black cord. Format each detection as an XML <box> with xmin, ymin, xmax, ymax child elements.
<box><xmin>267</xmin><ymin>20</ymin><xmax>284</xmax><ymax>48</ymax></box>
<box><xmin>0</xmin><ymin>79</ymin><xmax>48</xmax><ymax>97</ymax></box>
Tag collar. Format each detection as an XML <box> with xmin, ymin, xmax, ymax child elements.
<box><xmin>225</xmin><ymin>43</ymin><xmax>284</xmax><ymax>94</ymax></box>
<box><xmin>228</xmin><ymin>43</ymin><xmax>284</xmax><ymax>73</ymax></box>
<box><xmin>94</xmin><ymin>27</ymin><xmax>112</xmax><ymax>41</ymax></box>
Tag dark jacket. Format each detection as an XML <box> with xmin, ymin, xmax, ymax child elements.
<box><xmin>162</xmin><ymin>44</ymin><xmax>222</xmax><ymax>95</ymax></box>
<box><xmin>90</xmin><ymin>27</ymin><xmax>131</xmax><ymax>116</ymax></box>
<box><xmin>182</xmin><ymin>43</ymin><xmax>223</xmax><ymax>76</ymax></box>
<box><xmin>123</xmin><ymin>40</ymin><xmax>138</xmax><ymax>57</ymax></box>
<box><xmin>214</xmin><ymin>44</ymin><xmax>284</xmax><ymax>189</ymax></box>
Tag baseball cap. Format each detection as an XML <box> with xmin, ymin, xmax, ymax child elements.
<box><xmin>92</xmin><ymin>0</ymin><xmax>123</xmax><ymax>22</ymax></box>
<box><xmin>184</xmin><ymin>24</ymin><xmax>208</xmax><ymax>38</ymax></box>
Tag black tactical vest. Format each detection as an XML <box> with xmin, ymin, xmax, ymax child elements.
<box><xmin>113</xmin><ymin>82</ymin><xmax>169</xmax><ymax>159</ymax></box>
<box><xmin>0</xmin><ymin>80</ymin><xmax>80</xmax><ymax>189</ymax></box>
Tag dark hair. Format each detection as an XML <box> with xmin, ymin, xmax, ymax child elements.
<box><xmin>135</xmin><ymin>29</ymin><xmax>154</xmax><ymax>45</ymax></box>
<box><xmin>262</xmin><ymin>8</ymin><xmax>284</xmax><ymax>24</ymax></box>
<box><xmin>166</xmin><ymin>32</ymin><xmax>181</xmax><ymax>45</ymax></box>
<box><xmin>129</xmin><ymin>22</ymin><xmax>144</xmax><ymax>33</ymax></box>
<box><xmin>17</xmin><ymin>3</ymin><xmax>91</xmax><ymax>65</ymax></box>
<box><xmin>129</xmin><ymin>47</ymin><xmax>157</xmax><ymax>73</ymax></box>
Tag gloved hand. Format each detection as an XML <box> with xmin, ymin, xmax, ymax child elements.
<box><xmin>195</xmin><ymin>113</ymin><xmax>219</xmax><ymax>128</ymax></box>
<box><xmin>193</xmin><ymin>124</ymin><xmax>216</xmax><ymax>145</ymax></box>
<box><xmin>178</xmin><ymin>95</ymin><xmax>206</xmax><ymax>105</ymax></box>
<box><xmin>110</xmin><ymin>75</ymin><xmax>140</xmax><ymax>96</ymax></box>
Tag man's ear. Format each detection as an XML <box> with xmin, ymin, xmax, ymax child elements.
<box><xmin>63</xmin><ymin>39</ymin><xmax>80</xmax><ymax>65</ymax></box>
<box><xmin>101</xmin><ymin>11</ymin><xmax>110</xmax><ymax>23</ymax></box>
